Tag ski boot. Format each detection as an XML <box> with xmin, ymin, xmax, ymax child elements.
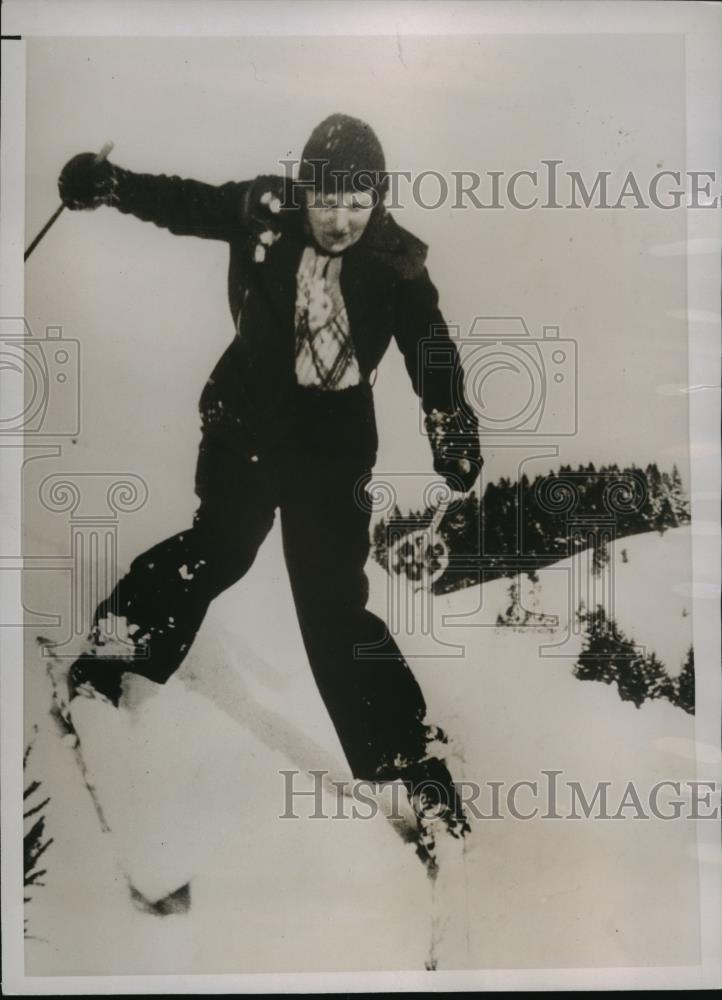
<box><xmin>401</xmin><ymin>756</ymin><xmax>471</xmax><ymax>877</ymax></box>
<box><xmin>67</xmin><ymin>653</ymin><xmax>127</xmax><ymax>707</ymax></box>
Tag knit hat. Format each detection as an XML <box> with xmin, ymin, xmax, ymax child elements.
<box><xmin>298</xmin><ymin>113</ymin><xmax>387</xmax><ymax>198</ymax></box>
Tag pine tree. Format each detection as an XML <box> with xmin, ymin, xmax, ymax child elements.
<box><xmin>574</xmin><ymin>606</ymin><xmax>677</xmax><ymax>710</ymax></box>
<box><xmin>520</xmin><ymin>472</ymin><xmax>542</xmax><ymax>556</ymax></box>
<box><xmin>460</xmin><ymin>491</ymin><xmax>481</xmax><ymax>559</ymax></box>
<box><xmin>482</xmin><ymin>481</ymin><xmax>506</xmax><ymax>560</ymax></box>
<box><xmin>671</xmin><ymin>647</ymin><xmax>695</xmax><ymax>715</ymax></box>
<box><xmin>670</xmin><ymin>465</ymin><xmax>691</xmax><ymax>523</ymax></box>
<box><xmin>645</xmin><ymin>463</ymin><xmax>665</xmax><ymax>533</ymax></box>
<box><xmin>591</xmin><ymin>531</ymin><xmax>610</xmax><ymax>576</ymax></box>
<box><xmin>639</xmin><ymin>651</ymin><xmax>676</xmax><ymax>703</ymax></box>
<box><xmin>573</xmin><ymin>606</ymin><xmax>621</xmax><ymax>688</ymax></box>
<box><xmin>659</xmin><ymin>470</ymin><xmax>678</xmax><ymax>529</ymax></box>
<box><xmin>372</xmin><ymin>519</ymin><xmax>388</xmax><ymax>569</ymax></box>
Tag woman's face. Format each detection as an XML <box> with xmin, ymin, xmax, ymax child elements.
<box><xmin>304</xmin><ymin>188</ymin><xmax>376</xmax><ymax>254</ymax></box>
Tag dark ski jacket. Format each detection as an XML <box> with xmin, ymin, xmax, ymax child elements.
<box><xmin>109</xmin><ymin>167</ymin><xmax>481</xmax><ymax>478</ymax></box>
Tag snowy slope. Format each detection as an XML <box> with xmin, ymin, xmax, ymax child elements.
<box><xmin>24</xmin><ymin>525</ymin><xmax>700</xmax><ymax>973</ymax></box>
<box><xmin>367</xmin><ymin>524</ymin><xmax>700</xmax><ymax>969</ymax></box>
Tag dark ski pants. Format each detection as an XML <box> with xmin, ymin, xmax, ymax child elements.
<box><xmin>89</xmin><ymin>430</ymin><xmax>431</xmax><ymax>780</ymax></box>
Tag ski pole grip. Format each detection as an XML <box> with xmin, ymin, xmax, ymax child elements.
<box><xmin>24</xmin><ymin>143</ymin><xmax>115</xmax><ymax>262</ymax></box>
<box><xmin>95</xmin><ymin>142</ymin><xmax>114</xmax><ymax>163</ymax></box>
<box><xmin>429</xmin><ymin>497</ymin><xmax>450</xmax><ymax>533</ymax></box>
<box><xmin>428</xmin><ymin>488</ymin><xmax>465</xmax><ymax>533</ymax></box>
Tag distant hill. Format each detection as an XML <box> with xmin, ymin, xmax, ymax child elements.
<box><xmin>373</xmin><ymin>462</ymin><xmax>690</xmax><ymax>596</ymax></box>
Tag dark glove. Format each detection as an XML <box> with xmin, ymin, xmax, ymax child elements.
<box><xmin>425</xmin><ymin>407</ymin><xmax>482</xmax><ymax>493</ymax></box>
<box><xmin>58</xmin><ymin>153</ymin><xmax>118</xmax><ymax>210</ymax></box>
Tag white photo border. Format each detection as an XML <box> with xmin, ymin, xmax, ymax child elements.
<box><xmin>2</xmin><ymin>0</ymin><xmax>720</xmax><ymax>993</ymax></box>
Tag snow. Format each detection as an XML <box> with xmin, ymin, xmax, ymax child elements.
<box><xmin>24</xmin><ymin>525</ymin><xmax>700</xmax><ymax>973</ymax></box>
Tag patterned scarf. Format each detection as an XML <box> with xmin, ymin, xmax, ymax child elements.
<box><xmin>294</xmin><ymin>246</ymin><xmax>362</xmax><ymax>391</ymax></box>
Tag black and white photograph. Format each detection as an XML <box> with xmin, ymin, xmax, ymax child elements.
<box><xmin>1</xmin><ymin>0</ymin><xmax>721</xmax><ymax>992</ymax></box>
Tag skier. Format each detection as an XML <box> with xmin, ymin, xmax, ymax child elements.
<box><xmin>56</xmin><ymin>113</ymin><xmax>482</xmax><ymax>853</ymax></box>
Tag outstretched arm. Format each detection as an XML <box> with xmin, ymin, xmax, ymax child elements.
<box><xmin>394</xmin><ymin>268</ymin><xmax>482</xmax><ymax>493</ymax></box>
<box><xmin>58</xmin><ymin>153</ymin><xmax>249</xmax><ymax>241</ymax></box>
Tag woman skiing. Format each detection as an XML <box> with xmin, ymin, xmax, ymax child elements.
<box><xmin>56</xmin><ymin>113</ymin><xmax>482</xmax><ymax>858</ymax></box>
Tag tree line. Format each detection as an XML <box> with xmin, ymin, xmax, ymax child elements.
<box><xmin>373</xmin><ymin>462</ymin><xmax>690</xmax><ymax>595</ymax></box>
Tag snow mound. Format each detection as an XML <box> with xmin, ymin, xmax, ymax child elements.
<box><xmin>25</xmin><ymin>525</ymin><xmax>700</xmax><ymax>973</ymax></box>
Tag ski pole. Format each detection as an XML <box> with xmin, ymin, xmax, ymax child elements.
<box><xmin>24</xmin><ymin>141</ymin><xmax>114</xmax><ymax>261</ymax></box>
<box><xmin>428</xmin><ymin>493</ymin><xmax>453</xmax><ymax>533</ymax></box>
